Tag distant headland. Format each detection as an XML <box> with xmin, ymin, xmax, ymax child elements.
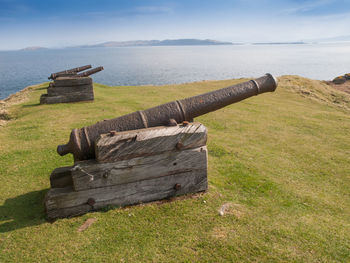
<box><xmin>20</xmin><ymin>46</ymin><xmax>48</xmax><ymax>51</ymax></box>
<box><xmin>74</xmin><ymin>39</ymin><xmax>236</xmax><ymax>48</ymax></box>
<box><xmin>18</xmin><ymin>39</ymin><xmax>325</xmax><ymax>51</ymax></box>
<box><xmin>11</xmin><ymin>35</ymin><xmax>350</xmax><ymax>51</ymax></box>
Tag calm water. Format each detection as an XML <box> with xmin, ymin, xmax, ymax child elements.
<box><xmin>1</xmin><ymin>43</ymin><xmax>350</xmax><ymax>99</ymax></box>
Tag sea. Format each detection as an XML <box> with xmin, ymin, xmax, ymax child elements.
<box><xmin>1</xmin><ymin>42</ymin><xmax>350</xmax><ymax>100</ymax></box>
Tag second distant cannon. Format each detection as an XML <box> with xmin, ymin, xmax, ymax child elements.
<box><xmin>41</xmin><ymin>65</ymin><xmax>104</xmax><ymax>104</ymax></box>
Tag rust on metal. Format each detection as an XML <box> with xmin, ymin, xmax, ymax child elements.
<box><xmin>176</xmin><ymin>142</ymin><xmax>183</xmax><ymax>150</ymax></box>
<box><xmin>109</xmin><ymin>131</ymin><xmax>118</xmax><ymax>136</ymax></box>
<box><xmin>49</xmin><ymin>65</ymin><xmax>92</xmax><ymax>80</ymax></box>
<box><xmin>103</xmin><ymin>172</ymin><xmax>109</xmax><ymax>179</ymax></box>
<box><xmin>57</xmin><ymin>74</ymin><xmax>278</xmax><ymax>161</ymax></box>
<box><xmin>87</xmin><ymin>198</ymin><xmax>96</xmax><ymax>206</ymax></box>
<box><xmin>174</xmin><ymin>184</ymin><xmax>181</xmax><ymax>190</ymax></box>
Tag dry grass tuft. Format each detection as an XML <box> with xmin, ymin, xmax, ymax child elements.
<box><xmin>0</xmin><ymin>83</ymin><xmax>46</xmax><ymax>126</ymax></box>
<box><xmin>278</xmin><ymin>75</ymin><xmax>350</xmax><ymax>110</ymax></box>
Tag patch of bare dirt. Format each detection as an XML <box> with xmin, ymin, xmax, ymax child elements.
<box><xmin>77</xmin><ymin>218</ymin><xmax>97</xmax><ymax>232</ymax></box>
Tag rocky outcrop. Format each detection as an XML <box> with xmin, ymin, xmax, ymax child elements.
<box><xmin>332</xmin><ymin>75</ymin><xmax>346</xmax><ymax>84</ymax></box>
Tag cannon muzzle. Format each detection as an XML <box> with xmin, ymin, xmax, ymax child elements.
<box><xmin>48</xmin><ymin>65</ymin><xmax>92</xmax><ymax>80</ymax></box>
<box><xmin>77</xmin><ymin>66</ymin><xmax>104</xmax><ymax>77</ymax></box>
<box><xmin>58</xmin><ymin>74</ymin><xmax>278</xmax><ymax>161</ymax></box>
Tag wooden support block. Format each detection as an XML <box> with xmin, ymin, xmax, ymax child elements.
<box><xmin>96</xmin><ymin>122</ymin><xmax>207</xmax><ymax>163</ymax></box>
<box><xmin>40</xmin><ymin>91</ymin><xmax>94</xmax><ymax>104</ymax></box>
<box><xmin>73</xmin><ymin>146</ymin><xmax>207</xmax><ymax>191</ymax></box>
<box><xmin>47</xmin><ymin>84</ymin><xmax>93</xmax><ymax>96</ymax></box>
<box><xmin>53</xmin><ymin>77</ymin><xmax>92</xmax><ymax>87</ymax></box>
<box><xmin>45</xmin><ymin>168</ymin><xmax>207</xmax><ymax>220</ymax></box>
<box><xmin>45</xmin><ymin>123</ymin><xmax>208</xmax><ymax>220</ymax></box>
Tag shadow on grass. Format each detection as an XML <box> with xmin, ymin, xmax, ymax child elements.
<box><xmin>0</xmin><ymin>189</ymin><xmax>48</xmax><ymax>233</ymax></box>
<box><xmin>22</xmin><ymin>103</ymin><xmax>41</xmax><ymax>107</ymax></box>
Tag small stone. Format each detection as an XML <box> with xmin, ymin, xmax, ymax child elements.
<box><xmin>218</xmin><ymin>203</ymin><xmax>246</xmax><ymax>218</ymax></box>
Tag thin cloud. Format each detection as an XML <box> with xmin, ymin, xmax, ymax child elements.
<box><xmin>279</xmin><ymin>0</ymin><xmax>336</xmax><ymax>15</ymax></box>
<box><xmin>134</xmin><ymin>6</ymin><xmax>172</xmax><ymax>14</ymax></box>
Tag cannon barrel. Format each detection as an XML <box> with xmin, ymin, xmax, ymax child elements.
<box><xmin>57</xmin><ymin>73</ymin><xmax>278</xmax><ymax>161</ymax></box>
<box><xmin>49</xmin><ymin>65</ymin><xmax>92</xmax><ymax>80</ymax></box>
<box><xmin>77</xmin><ymin>66</ymin><xmax>104</xmax><ymax>77</ymax></box>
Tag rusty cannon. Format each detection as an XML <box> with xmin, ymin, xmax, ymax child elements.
<box><xmin>57</xmin><ymin>73</ymin><xmax>278</xmax><ymax>161</ymax></box>
<box><xmin>42</xmin><ymin>65</ymin><xmax>104</xmax><ymax>104</ymax></box>
<box><xmin>48</xmin><ymin>65</ymin><xmax>92</xmax><ymax>80</ymax></box>
<box><xmin>76</xmin><ymin>66</ymin><xmax>104</xmax><ymax>78</ymax></box>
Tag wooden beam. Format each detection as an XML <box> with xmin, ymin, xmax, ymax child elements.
<box><xmin>45</xmin><ymin>169</ymin><xmax>207</xmax><ymax>220</ymax></box>
<box><xmin>53</xmin><ymin>77</ymin><xmax>92</xmax><ymax>87</ymax></box>
<box><xmin>47</xmin><ymin>84</ymin><xmax>93</xmax><ymax>96</ymax></box>
<box><xmin>95</xmin><ymin>122</ymin><xmax>207</xmax><ymax>163</ymax></box>
<box><xmin>40</xmin><ymin>92</ymin><xmax>94</xmax><ymax>104</ymax></box>
<box><xmin>72</xmin><ymin>146</ymin><xmax>207</xmax><ymax>191</ymax></box>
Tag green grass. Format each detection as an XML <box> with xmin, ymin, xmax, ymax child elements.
<box><xmin>0</xmin><ymin>76</ymin><xmax>349</xmax><ymax>262</ymax></box>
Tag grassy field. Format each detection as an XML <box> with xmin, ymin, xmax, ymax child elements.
<box><xmin>0</xmin><ymin>76</ymin><xmax>349</xmax><ymax>262</ymax></box>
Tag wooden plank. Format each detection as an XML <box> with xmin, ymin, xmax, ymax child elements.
<box><xmin>95</xmin><ymin>122</ymin><xmax>207</xmax><ymax>163</ymax></box>
<box><xmin>47</xmin><ymin>84</ymin><xmax>93</xmax><ymax>96</ymax></box>
<box><xmin>54</xmin><ymin>77</ymin><xmax>92</xmax><ymax>87</ymax></box>
<box><xmin>50</xmin><ymin>166</ymin><xmax>73</xmax><ymax>188</ymax></box>
<box><xmin>45</xmin><ymin>169</ymin><xmax>207</xmax><ymax>220</ymax></box>
<box><xmin>72</xmin><ymin>146</ymin><xmax>207</xmax><ymax>191</ymax></box>
<box><xmin>40</xmin><ymin>91</ymin><xmax>94</xmax><ymax>104</ymax></box>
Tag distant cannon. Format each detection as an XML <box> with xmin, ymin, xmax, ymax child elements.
<box><xmin>76</xmin><ymin>66</ymin><xmax>104</xmax><ymax>78</ymax></box>
<box><xmin>48</xmin><ymin>65</ymin><xmax>92</xmax><ymax>80</ymax></box>
<box><xmin>41</xmin><ymin>65</ymin><xmax>104</xmax><ymax>104</ymax></box>
<box><xmin>57</xmin><ymin>73</ymin><xmax>278</xmax><ymax>161</ymax></box>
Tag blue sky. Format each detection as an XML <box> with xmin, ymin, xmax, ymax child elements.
<box><xmin>1</xmin><ymin>0</ymin><xmax>350</xmax><ymax>50</ymax></box>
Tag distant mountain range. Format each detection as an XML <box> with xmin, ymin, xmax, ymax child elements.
<box><xmin>75</xmin><ymin>39</ymin><xmax>235</xmax><ymax>48</ymax></box>
<box><xmin>21</xmin><ymin>46</ymin><xmax>48</xmax><ymax>51</ymax></box>
<box><xmin>18</xmin><ymin>36</ymin><xmax>350</xmax><ymax>51</ymax></box>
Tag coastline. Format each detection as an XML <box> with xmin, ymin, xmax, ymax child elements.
<box><xmin>0</xmin><ymin>83</ymin><xmax>43</xmax><ymax>126</ymax></box>
<box><xmin>1</xmin><ymin>76</ymin><xmax>350</xmax><ymax>127</ymax></box>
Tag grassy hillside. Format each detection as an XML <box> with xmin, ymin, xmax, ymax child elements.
<box><xmin>0</xmin><ymin>76</ymin><xmax>349</xmax><ymax>262</ymax></box>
